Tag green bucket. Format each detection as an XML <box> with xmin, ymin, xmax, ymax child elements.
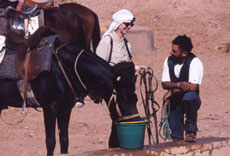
<box><xmin>115</xmin><ymin>118</ymin><xmax>148</xmax><ymax>150</ymax></box>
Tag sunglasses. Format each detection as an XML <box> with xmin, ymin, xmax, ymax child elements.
<box><xmin>172</xmin><ymin>49</ymin><xmax>177</xmax><ymax>53</ymax></box>
<box><xmin>124</xmin><ymin>22</ymin><xmax>134</xmax><ymax>27</ymax></box>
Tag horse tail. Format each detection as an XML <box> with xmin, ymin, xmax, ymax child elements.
<box><xmin>91</xmin><ymin>12</ymin><xmax>101</xmax><ymax>53</ymax></box>
<box><xmin>74</xmin><ymin>12</ymin><xmax>87</xmax><ymax>50</ymax></box>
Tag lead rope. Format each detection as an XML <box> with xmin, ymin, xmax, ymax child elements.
<box><xmin>159</xmin><ymin>100</ymin><xmax>171</xmax><ymax>142</ymax></box>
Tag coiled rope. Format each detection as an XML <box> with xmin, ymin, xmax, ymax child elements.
<box><xmin>159</xmin><ymin>100</ymin><xmax>171</xmax><ymax>142</ymax></box>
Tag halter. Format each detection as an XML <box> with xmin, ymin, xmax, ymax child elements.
<box><xmin>107</xmin><ymin>89</ymin><xmax>140</xmax><ymax>122</ymax></box>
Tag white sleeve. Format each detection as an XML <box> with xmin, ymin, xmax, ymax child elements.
<box><xmin>162</xmin><ymin>57</ymin><xmax>170</xmax><ymax>82</ymax></box>
<box><xmin>189</xmin><ymin>58</ymin><xmax>204</xmax><ymax>84</ymax></box>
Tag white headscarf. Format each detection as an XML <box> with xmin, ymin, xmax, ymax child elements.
<box><xmin>103</xmin><ymin>9</ymin><xmax>135</xmax><ymax>37</ymax></box>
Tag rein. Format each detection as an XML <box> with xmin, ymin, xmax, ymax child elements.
<box><xmin>52</xmin><ymin>45</ymin><xmax>86</xmax><ymax>116</ymax></box>
<box><xmin>138</xmin><ymin>67</ymin><xmax>160</xmax><ymax>144</ymax></box>
<box><xmin>53</xmin><ymin>44</ymin><xmax>78</xmax><ymax>97</ymax></box>
<box><xmin>74</xmin><ymin>49</ymin><xmax>87</xmax><ymax>90</ymax></box>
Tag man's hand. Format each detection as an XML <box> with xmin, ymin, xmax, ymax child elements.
<box><xmin>163</xmin><ymin>90</ymin><xmax>172</xmax><ymax>101</ymax></box>
<box><xmin>179</xmin><ymin>82</ymin><xmax>191</xmax><ymax>92</ymax></box>
<box><xmin>179</xmin><ymin>82</ymin><xmax>198</xmax><ymax>92</ymax></box>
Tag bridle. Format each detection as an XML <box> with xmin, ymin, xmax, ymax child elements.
<box><xmin>107</xmin><ymin>89</ymin><xmax>140</xmax><ymax>122</ymax></box>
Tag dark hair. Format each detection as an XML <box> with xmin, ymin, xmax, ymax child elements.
<box><xmin>172</xmin><ymin>35</ymin><xmax>193</xmax><ymax>52</ymax></box>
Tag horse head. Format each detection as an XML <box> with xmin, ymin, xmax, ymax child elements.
<box><xmin>52</xmin><ymin>38</ymin><xmax>140</xmax><ymax>123</ymax></box>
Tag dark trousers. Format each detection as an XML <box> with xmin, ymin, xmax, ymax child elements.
<box><xmin>168</xmin><ymin>91</ymin><xmax>201</xmax><ymax>141</ymax></box>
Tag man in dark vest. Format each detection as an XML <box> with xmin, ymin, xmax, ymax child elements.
<box><xmin>161</xmin><ymin>35</ymin><xmax>204</xmax><ymax>142</ymax></box>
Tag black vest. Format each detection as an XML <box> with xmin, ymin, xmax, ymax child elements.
<box><xmin>168</xmin><ymin>53</ymin><xmax>196</xmax><ymax>82</ymax></box>
<box><xmin>167</xmin><ymin>52</ymin><xmax>199</xmax><ymax>95</ymax></box>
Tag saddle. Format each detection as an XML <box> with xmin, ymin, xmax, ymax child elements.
<box><xmin>15</xmin><ymin>45</ymin><xmax>41</xmax><ymax>81</ymax></box>
<box><xmin>15</xmin><ymin>35</ymin><xmax>57</xmax><ymax>81</ymax></box>
<box><xmin>6</xmin><ymin>4</ymin><xmax>45</xmax><ymax>37</ymax></box>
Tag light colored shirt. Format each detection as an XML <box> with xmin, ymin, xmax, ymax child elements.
<box><xmin>162</xmin><ymin>56</ymin><xmax>204</xmax><ymax>85</ymax></box>
<box><xmin>96</xmin><ymin>31</ymin><xmax>132</xmax><ymax>66</ymax></box>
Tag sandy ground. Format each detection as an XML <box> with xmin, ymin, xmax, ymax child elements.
<box><xmin>0</xmin><ymin>0</ymin><xmax>230</xmax><ymax>155</ymax></box>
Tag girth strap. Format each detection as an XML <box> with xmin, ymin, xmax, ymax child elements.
<box><xmin>21</xmin><ymin>48</ymin><xmax>31</xmax><ymax>114</ymax></box>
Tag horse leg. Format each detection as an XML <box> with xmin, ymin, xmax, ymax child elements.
<box><xmin>109</xmin><ymin>121</ymin><xmax>120</xmax><ymax>148</ymax></box>
<box><xmin>43</xmin><ymin>106</ymin><xmax>57</xmax><ymax>156</ymax></box>
<box><xmin>57</xmin><ymin>110</ymin><xmax>71</xmax><ymax>154</ymax></box>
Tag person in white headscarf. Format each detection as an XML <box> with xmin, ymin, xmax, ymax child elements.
<box><xmin>74</xmin><ymin>9</ymin><xmax>135</xmax><ymax>108</ymax></box>
<box><xmin>95</xmin><ymin>10</ymin><xmax>142</xmax><ymax>148</ymax></box>
<box><xmin>75</xmin><ymin>9</ymin><xmax>136</xmax><ymax>108</ymax></box>
<box><xmin>96</xmin><ymin>9</ymin><xmax>135</xmax><ymax>66</ymax></box>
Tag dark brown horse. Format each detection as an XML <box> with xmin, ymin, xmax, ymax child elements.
<box><xmin>0</xmin><ymin>0</ymin><xmax>101</xmax><ymax>52</ymax></box>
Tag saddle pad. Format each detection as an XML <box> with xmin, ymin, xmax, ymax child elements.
<box><xmin>0</xmin><ymin>51</ymin><xmax>19</xmax><ymax>79</ymax></box>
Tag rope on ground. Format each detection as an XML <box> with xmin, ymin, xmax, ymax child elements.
<box><xmin>159</xmin><ymin>100</ymin><xmax>171</xmax><ymax>142</ymax></box>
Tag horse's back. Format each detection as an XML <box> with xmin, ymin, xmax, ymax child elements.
<box><xmin>43</xmin><ymin>7</ymin><xmax>86</xmax><ymax>48</ymax></box>
<box><xmin>60</xmin><ymin>3</ymin><xmax>101</xmax><ymax>52</ymax></box>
